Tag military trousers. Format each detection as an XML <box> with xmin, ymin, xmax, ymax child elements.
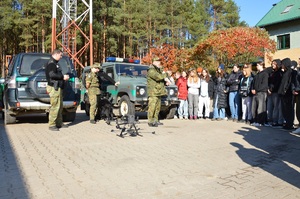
<box><xmin>147</xmin><ymin>96</ymin><xmax>161</xmax><ymax>123</ymax></box>
<box><xmin>47</xmin><ymin>86</ymin><xmax>63</xmax><ymax>127</ymax></box>
<box><xmin>88</xmin><ymin>92</ymin><xmax>98</xmax><ymax>121</ymax></box>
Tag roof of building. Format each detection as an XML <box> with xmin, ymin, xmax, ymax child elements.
<box><xmin>256</xmin><ymin>0</ymin><xmax>300</xmax><ymax>27</ymax></box>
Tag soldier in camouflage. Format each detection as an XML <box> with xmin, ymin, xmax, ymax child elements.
<box><xmin>45</xmin><ymin>49</ymin><xmax>70</xmax><ymax>131</ymax></box>
<box><xmin>147</xmin><ymin>57</ymin><xmax>171</xmax><ymax>127</ymax></box>
<box><xmin>86</xmin><ymin>63</ymin><xmax>120</xmax><ymax>124</ymax></box>
<box><xmin>86</xmin><ymin>63</ymin><xmax>101</xmax><ymax>124</ymax></box>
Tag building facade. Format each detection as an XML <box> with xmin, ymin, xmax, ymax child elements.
<box><xmin>256</xmin><ymin>0</ymin><xmax>300</xmax><ymax>64</ymax></box>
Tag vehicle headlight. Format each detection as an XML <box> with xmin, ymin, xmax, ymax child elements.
<box><xmin>136</xmin><ymin>86</ymin><xmax>146</xmax><ymax>96</ymax></box>
<box><xmin>139</xmin><ymin>88</ymin><xmax>145</xmax><ymax>95</ymax></box>
<box><xmin>169</xmin><ymin>89</ymin><xmax>174</xmax><ymax>96</ymax></box>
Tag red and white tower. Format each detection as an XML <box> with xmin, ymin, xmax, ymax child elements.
<box><xmin>52</xmin><ymin>0</ymin><xmax>93</xmax><ymax>69</ymax></box>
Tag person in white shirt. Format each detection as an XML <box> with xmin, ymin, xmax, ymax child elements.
<box><xmin>198</xmin><ymin>68</ymin><xmax>213</xmax><ymax>119</ymax></box>
<box><xmin>187</xmin><ymin>69</ymin><xmax>200</xmax><ymax>120</ymax></box>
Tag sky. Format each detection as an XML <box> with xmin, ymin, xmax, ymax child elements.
<box><xmin>234</xmin><ymin>0</ymin><xmax>280</xmax><ymax>27</ymax></box>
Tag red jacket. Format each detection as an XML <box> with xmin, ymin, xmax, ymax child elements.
<box><xmin>176</xmin><ymin>76</ymin><xmax>188</xmax><ymax>100</ymax></box>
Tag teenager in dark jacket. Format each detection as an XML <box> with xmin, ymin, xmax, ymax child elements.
<box><xmin>227</xmin><ymin>64</ymin><xmax>242</xmax><ymax>122</ymax></box>
<box><xmin>278</xmin><ymin>58</ymin><xmax>296</xmax><ymax>130</ymax></box>
<box><xmin>251</xmin><ymin>61</ymin><xmax>268</xmax><ymax>126</ymax></box>
<box><xmin>212</xmin><ymin>64</ymin><xmax>228</xmax><ymax>121</ymax></box>
<box><xmin>265</xmin><ymin>59</ymin><xmax>283</xmax><ymax>127</ymax></box>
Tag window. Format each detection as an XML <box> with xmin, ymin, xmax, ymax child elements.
<box><xmin>106</xmin><ymin>67</ymin><xmax>114</xmax><ymax>79</ymax></box>
<box><xmin>277</xmin><ymin>34</ymin><xmax>290</xmax><ymax>50</ymax></box>
<box><xmin>281</xmin><ymin>5</ymin><xmax>293</xmax><ymax>14</ymax></box>
<box><xmin>115</xmin><ymin>64</ymin><xmax>148</xmax><ymax>77</ymax></box>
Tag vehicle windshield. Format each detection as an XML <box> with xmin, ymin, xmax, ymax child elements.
<box><xmin>19</xmin><ymin>54</ymin><xmax>72</xmax><ymax>75</ymax></box>
<box><xmin>115</xmin><ymin>64</ymin><xmax>148</xmax><ymax>77</ymax></box>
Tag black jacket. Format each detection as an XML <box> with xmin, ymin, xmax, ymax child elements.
<box><xmin>227</xmin><ymin>70</ymin><xmax>242</xmax><ymax>92</ymax></box>
<box><xmin>265</xmin><ymin>67</ymin><xmax>282</xmax><ymax>93</ymax></box>
<box><xmin>208</xmin><ymin>78</ymin><xmax>214</xmax><ymax>98</ymax></box>
<box><xmin>278</xmin><ymin>67</ymin><xmax>296</xmax><ymax>96</ymax></box>
<box><xmin>240</xmin><ymin>75</ymin><xmax>253</xmax><ymax>97</ymax></box>
<box><xmin>45</xmin><ymin>57</ymin><xmax>65</xmax><ymax>89</ymax></box>
<box><xmin>251</xmin><ymin>69</ymin><xmax>268</xmax><ymax>93</ymax></box>
<box><xmin>213</xmin><ymin>74</ymin><xmax>228</xmax><ymax>108</ymax></box>
<box><xmin>291</xmin><ymin>67</ymin><xmax>300</xmax><ymax>92</ymax></box>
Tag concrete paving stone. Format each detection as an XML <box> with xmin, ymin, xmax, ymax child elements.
<box><xmin>0</xmin><ymin>182</ymin><xmax>8</xmax><ymax>191</ymax></box>
<box><xmin>238</xmin><ymin>183</ymin><xmax>287</xmax><ymax>198</ymax></box>
<box><xmin>1</xmin><ymin>110</ymin><xmax>300</xmax><ymax>198</ymax></box>
<box><xmin>182</xmin><ymin>191</ymin><xmax>213</xmax><ymax>199</ymax></box>
<box><xmin>255</xmin><ymin>187</ymin><xmax>297</xmax><ymax>199</ymax></box>
<box><xmin>0</xmin><ymin>193</ymin><xmax>12</xmax><ymax>199</ymax></box>
<box><xmin>10</xmin><ymin>189</ymin><xmax>29</xmax><ymax>199</ymax></box>
<box><xmin>48</xmin><ymin>189</ymin><xmax>73</xmax><ymax>199</ymax></box>
<box><xmin>30</xmin><ymin>193</ymin><xmax>53</xmax><ymax>199</ymax></box>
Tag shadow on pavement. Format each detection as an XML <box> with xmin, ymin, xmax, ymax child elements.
<box><xmin>9</xmin><ymin>111</ymin><xmax>87</xmax><ymax>126</ymax></box>
<box><xmin>14</xmin><ymin>113</ymin><xmax>48</xmax><ymax>124</ymax></box>
<box><xmin>0</xmin><ymin>114</ymin><xmax>30</xmax><ymax>198</ymax></box>
<box><xmin>231</xmin><ymin>126</ymin><xmax>300</xmax><ymax>189</ymax></box>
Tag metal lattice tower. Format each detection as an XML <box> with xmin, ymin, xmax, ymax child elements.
<box><xmin>52</xmin><ymin>0</ymin><xmax>93</xmax><ymax>69</ymax></box>
<box><xmin>61</xmin><ymin>0</ymin><xmax>77</xmax><ymax>56</ymax></box>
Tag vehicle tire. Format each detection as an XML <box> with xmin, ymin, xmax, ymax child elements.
<box><xmin>3</xmin><ymin>97</ymin><xmax>16</xmax><ymax>124</ymax></box>
<box><xmin>119</xmin><ymin>95</ymin><xmax>135</xmax><ymax>116</ymax></box>
<box><xmin>160</xmin><ymin>105</ymin><xmax>177</xmax><ymax>119</ymax></box>
<box><xmin>63</xmin><ymin>111</ymin><xmax>76</xmax><ymax>122</ymax></box>
<box><xmin>4</xmin><ymin>110</ymin><xmax>16</xmax><ymax>125</ymax></box>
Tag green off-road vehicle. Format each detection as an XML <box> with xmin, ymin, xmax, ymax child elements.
<box><xmin>1</xmin><ymin>53</ymin><xmax>81</xmax><ymax>125</ymax></box>
<box><xmin>82</xmin><ymin>57</ymin><xmax>180</xmax><ymax>119</ymax></box>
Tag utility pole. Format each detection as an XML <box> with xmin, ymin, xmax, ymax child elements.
<box><xmin>51</xmin><ymin>0</ymin><xmax>93</xmax><ymax>69</ymax></box>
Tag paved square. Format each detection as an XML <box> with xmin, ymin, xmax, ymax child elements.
<box><xmin>1</xmin><ymin>110</ymin><xmax>300</xmax><ymax>198</ymax></box>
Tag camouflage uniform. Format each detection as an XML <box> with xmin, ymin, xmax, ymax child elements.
<box><xmin>45</xmin><ymin>56</ymin><xmax>65</xmax><ymax>129</ymax></box>
<box><xmin>46</xmin><ymin>86</ymin><xmax>63</xmax><ymax>127</ymax></box>
<box><xmin>147</xmin><ymin>64</ymin><xmax>167</xmax><ymax>124</ymax></box>
<box><xmin>86</xmin><ymin>64</ymin><xmax>101</xmax><ymax>122</ymax></box>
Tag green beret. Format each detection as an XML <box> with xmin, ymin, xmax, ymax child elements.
<box><xmin>152</xmin><ymin>56</ymin><xmax>162</xmax><ymax>63</ymax></box>
<box><xmin>91</xmin><ymin>62</ymin><xmax>101</xmax><ymax>68</ymax></box>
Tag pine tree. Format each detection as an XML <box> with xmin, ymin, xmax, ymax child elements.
<box><xmin>20</xmin><ymin>0</ymin><xmax>52</xmax><ymax>52</ymax></box>
<box><xmin>182</xmin><ymin>0</ymin><xmax>210</xmax><ymax>47</ymax></box>
<box><xmin>209</xmin><ymin>0</ymin><xmax>240</xmax><ymax>30</ymax></box>
<box><xmin>0</xmin><ymin>0</ymin><xmax>248</xmax><ymax>67</ymax></box>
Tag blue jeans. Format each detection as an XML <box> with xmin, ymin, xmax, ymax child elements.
<box><xmin>229</xmin><ymin>91</ymin><xmax>240</xmax><ymax>119</ymax></box>
<box><xmin>178</xmin><ymin>99</ymin><xmax>188</xmax><ymax>118</ymax></box>
<box><xmin>213</xmin><ymin>95</ymin><xmax>225</xmax><ymax>119</ymax></box>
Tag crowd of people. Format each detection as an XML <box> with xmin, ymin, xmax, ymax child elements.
<box><xmin>172</xmin><ymin>57</ymin><xmax>300</xmax><ymax>134</ymax></box>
